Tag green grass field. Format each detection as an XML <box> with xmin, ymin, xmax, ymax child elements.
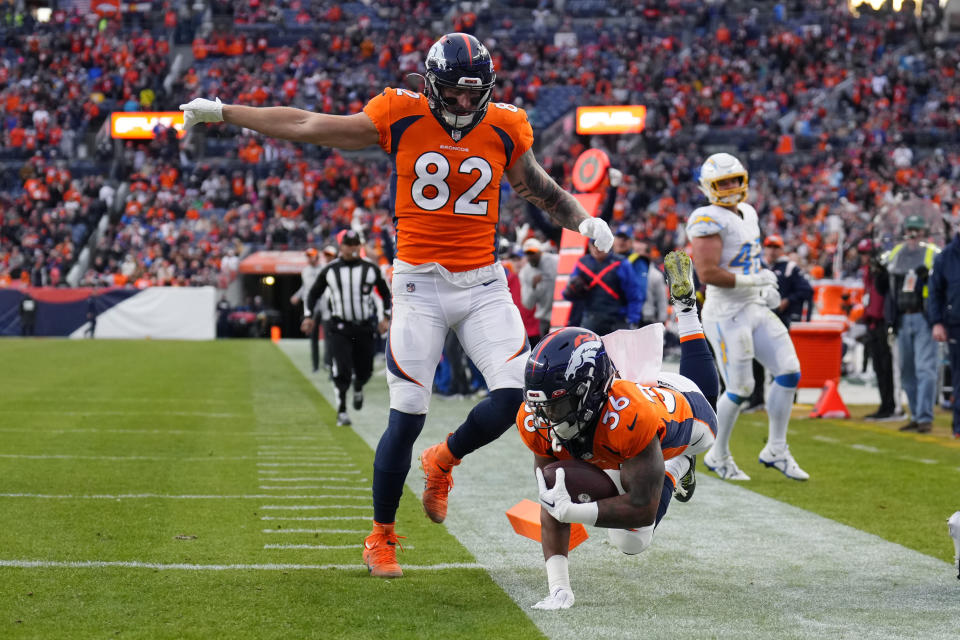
<box><xmin>1</xmin><ymin>339</ymin><xmax>957</xmax><ymax>639</ymax></box>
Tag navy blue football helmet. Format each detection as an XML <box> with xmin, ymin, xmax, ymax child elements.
<box><xmin>424</xmin><ymin>33</ymin><xmax>496</xmax><ymax>133</ymax></box>
<box><xmin>524</xmin><ymin>327</ymin><xmax>615</xmax><ymax>445</ymax></box>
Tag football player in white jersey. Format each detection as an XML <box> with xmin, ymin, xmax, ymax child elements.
<box><xmin>686</xmin><ymin>153</ymin><xmax>808</xmax><ymax>481</ymax></box>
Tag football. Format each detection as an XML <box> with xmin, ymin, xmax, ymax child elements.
<box><xmin>542</xmin><ymin>459</ymin><xmax>618</xmax><ymax>504</ymax></box>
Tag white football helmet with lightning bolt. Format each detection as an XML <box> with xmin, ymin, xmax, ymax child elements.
<box><xmin>698</xmin><ymin>153</ymin><xmax>749</xmax><ymax>206</ymax></box>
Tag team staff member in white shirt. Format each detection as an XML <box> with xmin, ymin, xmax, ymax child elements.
<box><xmin>686</xmin><ymin>153</ymin><xmax>808</xmax><ymax>482</ymax></box>
<box><xmin>291</xmin><ymin>247</ymin><xmax>325</xmax><ymax>372</ymax></box>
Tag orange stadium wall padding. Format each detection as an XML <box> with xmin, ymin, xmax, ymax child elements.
<box><xmin>549</xmin><ymin>192</ymin><xmax>603</xmax><ymax>331</ymax></box>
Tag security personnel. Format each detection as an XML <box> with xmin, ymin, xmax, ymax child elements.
<box><xmin>882</xmin><ymin>215</ymin><xmax>941</xmax><ymax>433</ymax></box>
<box><xmin>303</xmin><ymin>230</ymin><xmax>392</xmax><ymax>427</ymax></box>
<box><xmin>562</xmin><ymin>240</ymin><xmax>643</xmax><ymax>335</ymax></box>
<box><xmin>291</xmin><ymin>247</ymin><xmax>324</xmax><ymax>372</ymax></box>
<box><xmin>927</xmin><ymin>218</ymin><xmax>960</xmax><ymax>438</ymax></box>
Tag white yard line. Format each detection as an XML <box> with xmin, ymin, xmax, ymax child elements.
<box><xmin>256</xmin><ymin>477</ymin><xmax>367</xmax><ymax>482</ymax></box>
<box><xmin>257</xmin><ymin>470</ymin><xmax>362</xmax><ymax>476</ymax></box>
<box><xmin>261</xmin><ymin>528</ymin><xmax>367</xmax><ymax>534</ymax></box>
<box><xmin>263</xmin><ymin>544</ymin><xmax>361</xmax><ymax>550</ymax></box>
<box><xmin>259</xmin><ymin>505</ymin><xmax>370</xmax><ymax>510</ymax></box>
<box><xmin>258</xmin><ymin>485</ymin><xmax>369</xmax><ymax>491</ymax></box>
<box><xmin>2</xmin><ymin>410</ymin><xmax>243</xmax><ymax>418</ymax></box>
<box><xmin>256</xmin><ymin>462</ymin><xmax>353</xmax><ymax>468</ymax></box>
<box><xmin>0</xmin><ymin>559</ymin><xmax>481</xmax><ymax>571</ymax></box>
<box><xmin>0</xmin><ymin>493</ymin><xmax>371</xmax><ymax>500</ymax></box>
<box><xmin>260</xmin><ymin>516</ymin><xmax>372</xmax><ymax>521</ymax></box>
<box><xmin>0</xmin><ymin>454</ymin><xmax>342</xmax><ymax>462</ymax></box>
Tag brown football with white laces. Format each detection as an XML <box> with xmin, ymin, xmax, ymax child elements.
<box><xmin>542</xmin><ymin>459</ymin><xmax>618</xmax><ymax>504</ymax></box>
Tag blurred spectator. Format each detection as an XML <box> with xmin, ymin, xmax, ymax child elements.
<box><xmin>291</xmin><ymin>247</ymin><xmax>324</xmax><ymax>372</ymax></box>
<box><xmin>627</xmin><ymin>235</ymin><xmax>667</xmax><ymax>327</ymax></box>
<box><xmin>858</xmin><ymin>238</ymin><xmax>899</xmax><ymax>421</ymax></box>
<box><xmin>518</xmin><ymin>237</ymin><xmax>558</xmax><ymax>341</ymax></box>
<box><xmin>20</xmin><ymin>294</ymin><xmax>36</xmax><ymax>336</ymax></box>
<box><xmin>763</xmin><ymin>235</ymin><xmax>814</xmax><ymax>327</ymax></box>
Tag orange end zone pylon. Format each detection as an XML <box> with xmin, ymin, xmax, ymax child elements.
<box><xmin>505</xmin><ymin>499</ymin><xmax>589</xmax><ymax>550</ymax></box>
<box><xmin>808</xmin><ymin>379</ymin><xmax>850</xmax><ymax>419</ymax></box>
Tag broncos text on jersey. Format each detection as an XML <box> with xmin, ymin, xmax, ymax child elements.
<box><xmin>363</xmin><ymin>87</ymin><xmax>534</xmax><ymax>272</ymax></box>
<box><xmin>517</xmin><ymin>379</ymin><xmax>709</xmax><ymax>469</ymax></box>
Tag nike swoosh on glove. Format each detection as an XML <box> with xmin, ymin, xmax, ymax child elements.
<box><xmin>179</xmin><ymin>97</ymin><xmax>223</xmax><ymax>129</ymax></box>
<box><xmin>578</xmin><ymin>217</ymin><xmax>614</xmax><ymax>252</ymax></box>
<box><xmin>532</xmin><ymin>587</ymin><xmax>575</xmax><ymax>610</ymax></box>
<box><xmin>535</xmin><ymin>468</ymin><xmax>598</xmax><ymax>525</ymax></box>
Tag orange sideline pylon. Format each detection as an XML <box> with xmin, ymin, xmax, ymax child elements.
<box><xmin>808</xmin><ymin>379</ymin><xmax>850</xmax><ymax>419</ymax></box>
<box><xmin>506</xmin><ymin>499</ymin><xmax>589</xmax><ymax>550</ymax></box>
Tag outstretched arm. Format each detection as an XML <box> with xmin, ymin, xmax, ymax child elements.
<box><xmin>180</xmin><ymin>98</ymin><xmax>379</xmax><ymax>150</ymax></box>
<box><xmin>506</xmin><ymin>150</ymin><xmax>589</xmax><ymax>231</ymax></box>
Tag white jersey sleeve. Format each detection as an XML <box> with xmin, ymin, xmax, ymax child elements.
<box><xmin>686</xmin><ymin>203</ymin><xmax>765</xmax><ymax>317</ymax></box>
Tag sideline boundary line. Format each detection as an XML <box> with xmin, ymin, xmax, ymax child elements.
<box><xmin>0</xmin><ymin>559</ymin><xmax>482</xmax><ymax>571</ymax></box>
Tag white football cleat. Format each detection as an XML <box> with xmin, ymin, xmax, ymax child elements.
<box><xmin>758</xmin><ymin>445</ymin><xmax>809</xmax><ymax>481</ymax></box>
<box><xmin>703</xmin><ymin>449</ymin><xmax>751</xmax><ymax>481</ymax></box>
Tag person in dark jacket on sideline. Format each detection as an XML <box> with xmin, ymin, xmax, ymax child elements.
<box><xmin>928</xmin><ymin>218</ymin><xmax>960</xmax><ymax>438</ymax></box>
<box><xmin>563</xmin><ymin>241</ymin><xmax>643</xmax><ymax>335</ymax></box>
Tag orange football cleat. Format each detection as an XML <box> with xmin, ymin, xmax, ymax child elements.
<box><xmin>419</xmin><ymin>437</ymin><xmax>461</xmax><ymax>523</ymax></box>
<box><xmin>363</xmin><ymin>522</ymin><xmax>404</xmax><ymax>578</ymax></box>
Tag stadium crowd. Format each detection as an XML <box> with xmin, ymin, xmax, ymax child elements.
<box><xmin>1</xmin><ymin>0</ymin><xmax>958</xmax><ymax>293</ymax></box>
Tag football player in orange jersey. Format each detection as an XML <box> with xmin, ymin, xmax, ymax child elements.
<box><xmin>181</xmin><ymin>33</ymin><xmax>614</xmax><ymax>579</ymax></box>
<box><xmin>517</xmin><ymin>251</ymin><xmax>719</xmax><ymax>609</ymax></box>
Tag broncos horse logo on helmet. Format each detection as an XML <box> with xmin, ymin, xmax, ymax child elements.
<box><xmin>422</xmin><ymin>33</ymin><xmax>496</xmax><ymax>136</ymax></box>
<box><xmin>524</xmin><ymin>327</ymin><xmax>615</xmax><ymax>447</ymax></box>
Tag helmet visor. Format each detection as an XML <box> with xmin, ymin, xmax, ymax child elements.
<box><xmin>530</xmin><ymin>394</ymin><xmax>580</xmax><ymax>427</ymax></box>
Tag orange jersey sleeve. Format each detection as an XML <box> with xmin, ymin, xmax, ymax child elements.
<box><xmin>515</xmin><ymin>379</ymin><xmax>698</xmax><ymax>469</ymax></box>
<box><xmin>363</xmin><ymin>88</ymin><xmax>533</xmax><ymax>272</ymax></box>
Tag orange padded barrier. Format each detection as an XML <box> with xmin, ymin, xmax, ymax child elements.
<box><xmin>789</xmin><ymin>321</ymin><xmax>846</xmax><ymax>388</ymax></box>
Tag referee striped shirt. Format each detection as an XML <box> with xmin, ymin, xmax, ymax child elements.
<box><xmin>304</xmin><ymin>257</ymin><xmax>391</xmax><ymax>325</ymax></box>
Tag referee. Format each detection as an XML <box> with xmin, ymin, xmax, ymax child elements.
<box><xmin>302</xmin><ymin>230</ymin><xmax>392</xmax><ymax>426</ymax></box>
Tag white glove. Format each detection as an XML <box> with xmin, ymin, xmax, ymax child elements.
<box><xmin>179</xmin><ymin>97</ymin><xmax>223</xmax><ymax>129</ymax></box>
<box><xmin>515</xmin><ymin>222</ymin><xmax>530</xmax><ymax>245</ymax></box>
<box><xmin>607</xmin><ymin>167</ymin><xmax>623</xmax><ymax>188</ymax></box>
<box><xmin>532</xmin><ymin>586</ymin><xmax>575</xmax><ymax>610</ymax></box>
<box><xmin>734</xmin><ymin>269</ymin><xmax>777</xmax><ymax>289</ymax></box>
<box><xmin>536</xmin><ymin>467</ymin><xmax>598</xmax><ymax>525</ymax></box>
<box><xmin>759</xmin><ymin>285</ymin><xmax>781</xmax><ymax>309</ymax></box>
<box><xmin>578</xmin><ymin>217</ymin><xmax>614</xmax><ymax>253</ymax></box>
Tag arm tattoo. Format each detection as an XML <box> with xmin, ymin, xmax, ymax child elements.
<box><xmin>510</xmin><ymin>151</ymin><xmax>586</xmax><ymax>231</ymax></box>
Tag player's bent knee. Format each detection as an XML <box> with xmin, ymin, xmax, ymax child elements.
<box><xmin>774</xmin><ymin>371</ymin><xmax>801</xmax><ymax>389</ymax></box>
<box><xmin>388</xmin><ymin>383</ymin><xmax>431</xmax><ymax>415</ymax></box>
<box><xmin>725</xmin><ymin>390</ymin><xmax>750</xmax><ymax>405</ymax></box>
<box><xmin>608</xmin><ymin>524</ymin><xmax>654</xmax><ymax>555</ymax></box>
<box><xmin>686</xmin><ymin>420</ymin><xmax>715</xmax><ymax>455</ymax></box>
<box><xmin>488</xmin><ymin>387</ymin><xmax>523</xmax><ymax>418</ymax></box>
